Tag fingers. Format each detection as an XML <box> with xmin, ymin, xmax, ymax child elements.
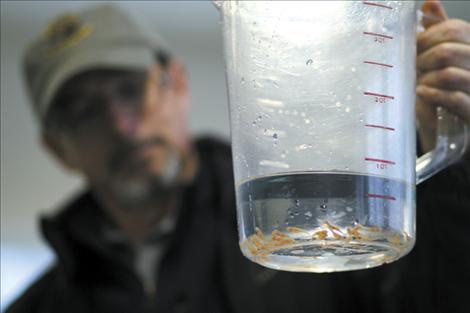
<box><xmin>417</xmin><ymin>19</ymin><xmax>470</xmax><ymax>54</ymax></box>
<box><xmin>421</xmin><ymin>0</ymin><xmax>448</xmax><ymax>29</ymax></box>
<box><xmin>416</xmin><ymin>85</ymin><xmax>470</xmax><ymax>123</ymax></box>
<box><xmin>418</xmin><ymin>67</ymin><xmax>470</xmax><ymax>93</ymax></box>
<box><xmin>417</xmin><ymin>42</ymin><xmax>470</xmax><ymax>72</ymax></box>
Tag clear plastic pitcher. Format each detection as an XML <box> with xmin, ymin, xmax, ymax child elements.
<box><xmin>214</xmin><ymin>1</ymin><xmax>469</xmax><ymax>272</ymax></box>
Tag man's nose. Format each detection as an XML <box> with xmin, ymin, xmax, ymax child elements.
<box><xmin>107</xmin><ymin>103</ymin><xmax>141</xmax><ymax>138</ymax></box>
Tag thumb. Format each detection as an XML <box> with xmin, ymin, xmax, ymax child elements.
<box><xmin>421</xmin><ymin>0</ymin><xmax>448</xmax><ymax>29</ymax></box>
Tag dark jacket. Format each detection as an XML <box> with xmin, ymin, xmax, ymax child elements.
<box><xmin>6</xmin><ymin>137</ymin><xmax>470</xmax><ymax>313</ymax></box>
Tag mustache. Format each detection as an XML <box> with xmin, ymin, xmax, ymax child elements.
<box><xmin>109</xmin><ymin>136</ymin><xmax>168</xmax><ymax>172</ymax></box>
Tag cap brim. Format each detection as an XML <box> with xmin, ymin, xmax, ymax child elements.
<box><xmin>40</xmin><ymin>45</ymin><xmax>155</xmax><ymax>120</ymax></box>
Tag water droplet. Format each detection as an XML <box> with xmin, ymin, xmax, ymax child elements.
<box><xmin>359</xmin><ymin>118</ymin><xmax>364</xmax><ymax>123</ymax></box>
<box><xmin>346</xmin><ymin>206</ymin><xmax>353</xmax><ymax>212</ymax></box>
<box><xmin>273</xmin><ymin>133</ymin><xmax>278</xmax><ymax>139</ymax></box>
<box><xmin>345</xmin><ymin>166</ymin><xmax>350</xmax><ymax>170</ymax></box>
<box><xmin>252</xmin><ymin>121</ymin><xmax>257</xmax><ymax>126</ymax></box>
<box><xmin>296</xmin><ymin>144</ymin><xmax>309</xmax><ymax>151</ymax></box>
<box><xmin>241</xmin><ymin>77</ymin><xmax>245</xmax><ymax>84</ymax></box>
<box><xmin>257</xmin><ymin>115</ymin><xmax>262</xmax><ymax>121</ymax></box>
<box><xmin>273</xmin><ymin>81</ymin><xmax>279</xmax><ymax>88</ymax></box>
<box><xmin>345</xmin><ymin>107</ymin><xmax>351</xmax><ymax>113</ymax></box>
<box><xmin>295</xmin><ymin>199</ymin><xmax>300</xmax><ymax>207</ymax></box>
<box><xmin>306</xmin><ymin>59</ymin><xmax>313</xmax><ymax>66</ymax></box>
<box><xmin>304</xmin><ymin>211</ymin><xmax>313</xmax><ymax>218</ymax></box>
<box><xmin>305</xmin><ymin>119</ymin><xmax>311</xmax><ymax>124</ymax></box>
<box><xmin>320</xmin><ymin>204</ymin><xmax>327</xmax><ymax>209</ymax></box>
<box><xmin>336</xmin><ymin>101</ymin><xmax>342</xmax><ymax>107</ymax></box>
<box><xmin>294</xmin><ymin>211</ymin><xmax>300</xmax><ymax>216</ymax></box>
<box><xmin>450</xmin><ymin>143</ymin><xmax>456</xmax><ymax>150</ymax></box>
<box><xmin>281</xmin><ymin>153</ymin><xmax>286</xmax><ymax>159</ymax></box>
<box><xmin>351</xmin><ymin>67</ymin><xmax>356</xmax><ymax>72</ymax></box>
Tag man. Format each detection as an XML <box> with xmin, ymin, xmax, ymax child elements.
<box><xmin>7</xmin><ymin>1</ymin><xmax>470</xmax><ymax>313</ymax></box>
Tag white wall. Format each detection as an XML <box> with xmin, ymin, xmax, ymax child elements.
<box><xmin>1</xmin><ymin>1</ymin><xmax>469</xmax><ymax>310</ymax></box>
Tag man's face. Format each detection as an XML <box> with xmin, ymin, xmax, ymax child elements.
<box><xmin>45</xmin><ymin>63</ymin><xmax>192</xmax><ymax>205</ymax></box>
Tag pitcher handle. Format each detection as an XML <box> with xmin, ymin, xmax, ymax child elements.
<box><xmin>416</xmin><ymin>107</ymin><xmax>469</xmax><ymax>184</ymax></box>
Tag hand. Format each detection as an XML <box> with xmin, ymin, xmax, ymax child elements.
<box><xmin>416</xmin><ymin>0</ymin><xmax>470</xmax><ymax>153</ymax></box>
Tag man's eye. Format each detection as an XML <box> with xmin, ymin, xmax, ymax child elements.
<box><xmin>117</xmin><ymin>80</ymin><xmax>144</xmax><ymax>101</ymax></box>
<box><xmin>64</xmin><ymin>97</ymin><xmax>100</xmax><ymax>120</ymax></box>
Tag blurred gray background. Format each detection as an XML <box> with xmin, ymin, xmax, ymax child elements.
<box><xmin>1</xmin><ymin>0</ymin><xmax>469</xmax><ymax>310</ymax></box>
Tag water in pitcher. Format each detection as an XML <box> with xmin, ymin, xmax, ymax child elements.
<box><xmin>237</xmin><ymin>172</ymin><xmax>415</xmax><ymax>272</ymax></box>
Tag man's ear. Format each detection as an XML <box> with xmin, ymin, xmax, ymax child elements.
<box><xmin>41</xmin><ymin>131</ymin><xmax>79</xmax><ymax>172</ymax></box>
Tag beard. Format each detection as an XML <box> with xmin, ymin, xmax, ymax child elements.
<box><xmin>102</xmin><ymin>137</ymin><xmax>185</xmax><ymax>209</ymax></box>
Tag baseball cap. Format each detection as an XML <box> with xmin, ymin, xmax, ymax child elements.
<box><xmin>22</xmin><ymin>4</ymin><xmax>170</xmax><ymax>125</ymax></box>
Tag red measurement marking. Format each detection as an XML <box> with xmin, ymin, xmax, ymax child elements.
<box><xmin>364</xmin><ymin>92</ymin><xmax>395</xmax><ymax>100</ymax></box>
<box><xmin>364</xmin><ymin>124</ymin><xmax>395</xmax><ymax>131</ymax></box>
<box><xmin>362</xmin><ymin>1</ymin><xmax>393</xmax><ymax>10</ymax></box>
<box><xmin>366</xmin><ymin>193</ymin><xmax>396</xmax><ymax>201</ymax></box>
<box><xmin>363</xmin><ymin>32</ymin><xmax>394</xmax><ymax>40</ymax></box>
<box><xmin>364</xmin><ymin>60</ymin><xmax>394</xmax><ymax>68</ymax></box>
<box><xmin>365</xmin><ymin>157</ymin><xmax>396</xmax><ymax>165</ymax></box>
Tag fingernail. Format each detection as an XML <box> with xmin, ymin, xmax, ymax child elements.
<box><xmin>416</xmin><ymin>85</ymin><xmax>427</xmax><ymax>96</ymax></box>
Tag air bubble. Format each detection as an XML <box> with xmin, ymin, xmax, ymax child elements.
<box><xmin>295</xmin><ymin>199</ymin><xmax>300</xmax><ymax>207</ymax></box>
<box><xmin>304</xmin><ymin>211</ymin><xmax>313</xmax><ymax>218</ymax></box>
<box><xmin>336</xmin><ymin>101</ymin><xmax>342</xmax><ymax>107</ymax></box>
<box><xmin>306</xmin><ymin>59</ymin><xmax>313</xmax><ymax>66</ymax></box>
<box><xmin>305</xmin><ymin>119</ymin><xmax>311</xmax><ymax>124</ymax></box>
<box><xmin>273</xmin><ymin>133</ymin><xmax>278</xmax><ymax>139</ymax></box>
<box><xmin>351</xmin><ymin>67</ymin><xmax>356</xmax><ymax>72</ymax></box>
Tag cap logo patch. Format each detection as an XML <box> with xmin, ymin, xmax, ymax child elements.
<box><xmin>42</xmin><ymin>14</ymin><xmax>92</xmax><ymax>56</ymax></box>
